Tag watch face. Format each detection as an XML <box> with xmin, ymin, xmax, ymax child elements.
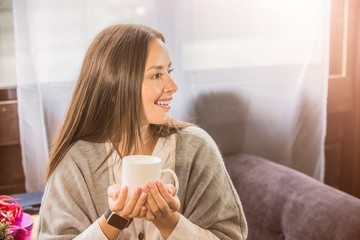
<box><xmin>108</xmin><ymin>213</ymin><xmax>130</xmax><ymax>230</ymax></box>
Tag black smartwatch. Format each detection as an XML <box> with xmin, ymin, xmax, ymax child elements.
<box><xmin>104</xmin><ymin>207</ymin><xmax>133</xmax><ymax>230</ymax></box>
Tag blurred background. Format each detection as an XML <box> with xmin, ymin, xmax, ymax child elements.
<box><xmin>0</xmin><ymin>0</ymin><xmax>359</xmax><ymax>199</ymax></box>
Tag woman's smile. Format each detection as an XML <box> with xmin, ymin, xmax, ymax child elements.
<box><xmin>154</xmin><ymin>97</ymin><xmax>172</xmax><ymax>109</ymax></box>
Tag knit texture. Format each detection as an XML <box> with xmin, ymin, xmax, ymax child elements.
<box><xmin>37</xmin><ymin>126</ymin><xmax>247</xmax><ymax>239</ymax></box>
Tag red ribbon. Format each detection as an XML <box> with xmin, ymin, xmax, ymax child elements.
<box><xmin>0</xmin><ymin>195</ymin><xmax>23</xmax><ymax>223</ymax></box>
<box><xmin>0</xmin><ymin>195</ymin><xmax>29</xmax><ymax>236</ymax></box>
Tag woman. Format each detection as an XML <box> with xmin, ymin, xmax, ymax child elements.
<box><xmin>37</xmin><ymin>24</ymin><xmax>247</xmax><ymax>240</ymax></box>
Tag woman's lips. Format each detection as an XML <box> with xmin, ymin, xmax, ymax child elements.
<box><xmin>155</xmin><ymin>97</ymin><xmax>172</xmax><ymax>109</ymax></box>
<box><xmin>156</xmin><ymin>104</ymin><xmax>171</xmax><ymax>109</ymax></box>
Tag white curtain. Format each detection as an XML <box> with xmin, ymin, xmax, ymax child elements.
<box><xmin>13</xmin><ymin>0</ymin><xmax>330</xmax><ymax>192</ymax></box>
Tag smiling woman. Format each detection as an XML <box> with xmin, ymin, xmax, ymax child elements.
<box><xmin>142</xmin><ymin>38</ymin><xmax>178</xmax><ymax>125</ymax></box>
<box><xmin>37</xmin><ymin>24</ymin><xmax>248</xmax><ymax>240</ymax></box>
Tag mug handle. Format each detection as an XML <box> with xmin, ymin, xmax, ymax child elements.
<box><xmin>161</xmin><ymin>169</ymin><xmax>179</xmax><ymax>195</ymax></box>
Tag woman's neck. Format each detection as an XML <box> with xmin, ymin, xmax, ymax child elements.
<box><xmin>136</xmin><ymin>124</ymin><xmax>158</xmax><ymax>155</ymax></box>
<box><xmin>116</xmin><ymin>124</ymin><xmax>158</xmax><ymax>156</ymax></box>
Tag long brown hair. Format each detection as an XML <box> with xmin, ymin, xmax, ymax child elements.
<box><xmin>47</xmin><ymin>24</ymin><xmax>190</xmax><ymax>181</ymax></box>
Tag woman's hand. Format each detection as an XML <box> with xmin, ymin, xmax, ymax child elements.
<box><xmin>99</xmin><ymin>184</ymin><xmax>148</xmax><ymax>239</ymax></box>
<box><xmin>107</xmin><ymin>184</ymin><xmax>148</xmax><ymax>219</ymax></box>
<box><xmin>144</xmin><ymin>181</ymin><xmax>181</xmax><ymax>238</ymax></box>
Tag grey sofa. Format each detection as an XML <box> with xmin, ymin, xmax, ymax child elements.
<box><xmin>224</xmin><ymin>153</ymin><xmax>360</xmax><ymax>240</ymax></box>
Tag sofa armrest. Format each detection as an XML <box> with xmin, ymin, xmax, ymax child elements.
<box><xmin>225</xmin><ymin>153</ymin><xmax>360</xmax><ymax>240</ymax></box>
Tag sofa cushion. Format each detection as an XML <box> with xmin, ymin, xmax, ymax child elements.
<box><xmin>225</xmin><ymin>153</ymin><xmax>360</xmax><ymax>240</ymax></box>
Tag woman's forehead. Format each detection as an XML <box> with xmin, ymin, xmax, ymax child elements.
<box><xmin>145</xmin><ymin>39</ymin><xmax>171</xmax><ymax>70</ymax></box>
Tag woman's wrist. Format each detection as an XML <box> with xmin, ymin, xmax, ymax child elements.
<box><xmin>98</xmin><ymin>215</ymin><xmax>122</xmax><ymax>240</ymax></box>
<box><xmin>153</xmin><ymin>212</ymin><xmax>180</xmax><ymax>238</ymax></box>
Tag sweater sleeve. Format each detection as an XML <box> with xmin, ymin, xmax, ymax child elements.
<box><xmin>175</xmin><ymin>127</ymin><xmax>248</xmax><ymax>240</ymax></box>
<box><xmin>75</xmin><ymin>220</ymin><xmax>108</xmax><ymax>240</ymax></box>
<box><xmin>165</xmin><ymin>214</ymin><xmax>220</xmax><ymax>240</ymax></box>
<box><xmin>37</xmin><ymin>151</ymin><xmax>108</xmax><ymax>240</ymax></box>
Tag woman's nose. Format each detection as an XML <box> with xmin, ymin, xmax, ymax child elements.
<box><xmin>163</xmin><ymin>74</ymin><xmax>178</xmax><ymax>94</ymax></box>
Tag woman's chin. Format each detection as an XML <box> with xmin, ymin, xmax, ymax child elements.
<box><xmin>149</xmin><ymin>115</ymin><xmax>171</xmax><ymax>125</ymax></box>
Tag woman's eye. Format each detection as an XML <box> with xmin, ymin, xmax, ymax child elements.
<box><xmin>151</xmin><ymin>73</ymin><xmax>162</xmax><ymax>79</ymax></box>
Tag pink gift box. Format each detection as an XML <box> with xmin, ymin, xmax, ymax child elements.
<box><xmin>10</xmin><ymin>213</ymin><xmax>33</xmax><ymax>240</ymax></box>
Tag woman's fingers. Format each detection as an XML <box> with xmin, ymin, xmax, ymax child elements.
<box><xmin>107</xmin><ymin>184</ymin><xmax>122</xmax><ymax>198</ymax></box>
<box><xmin>145</xmin><ymin>204</ymin><xmax>155</xmax><ymax>221</ymax></box>
<box><xmin>157</xmin><ymin>182</ymin><xmax>180</xmax><ymax>211</ymax></box>
<box><xmin>146</xmin><ymin>186</ymin><xmax>161</xmax><ymax>217</ymax></box>
<box><xmin>121</xmin><ymin>187</ymin><xmax>142</xmax><ymax>216</ymax></box>
<box><xmin>127</xmin><ymin>191</ymin><xmax>147</xmax><ymax>218</ymax></box>
<box><xmin>108</xmin><ymin>185</ymin><xmax>128</xmax><ymax>212</ymax></box>
<box><xmin>108</xmin><ymin>182</ymin><xmax>180</xmax><ymax>220</ymax></box>
<box><xmin>148</xmin><ymin>182</ymin><xmax>171</xmax><ymax>215</ymax></box>
<box><xmin>164</xmin><ymin>184</ymin><xmax>177</xmax><ymax>196</ymax></box>
<box><xmin>116</xmin><ymin>186</ymin><xmax>129</xmax><ymax>208</ymax></box>
<box><xmin>138</xmin><ymin>205</ymin><xmax>148</xmax><ymax>218</ymax></box>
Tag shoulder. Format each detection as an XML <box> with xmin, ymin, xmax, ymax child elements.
<box><xmin>178</xmin><ymin>126</ymin><xmax>210</xmax><ymax>138</ymax></box>
<box><xmin>175</xmin><ymin>126</ymin><xmax>222</xmax><ymax>164</ymax></box>
<box><xmin>55</xmin><ymin>140</ymin><xmax>106</xmax><ymax>175</ymax></box>
<box><xmin>68</xmin><ymin>140</ymin><xmax>105</xmax><ymax>156</ymax></box>
<box><xmin>67</xmin><ymin>140</ymin><xmax>105</xmax><ymax>160</ymax></box>
<box><xmin>177</xmin><ymin>126</ymin><xmax>219</xmax><ymax>151</ymax></box>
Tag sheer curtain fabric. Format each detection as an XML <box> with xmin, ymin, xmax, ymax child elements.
<box><xmin>12</xmin><ymin>0</ymin><xmax>330</xmax><ymax>192</ymax></box>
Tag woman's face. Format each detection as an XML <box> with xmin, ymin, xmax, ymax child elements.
<box><xmin>141</xmin><ymin>38</ymin><xmax>178</xmax><ymax>125</ymax></box>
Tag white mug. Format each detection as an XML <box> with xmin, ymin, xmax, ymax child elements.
<box><xmin>122</xmin><ymin>155</ymin><xmax>179</xmax><ymax>195</ymax></box>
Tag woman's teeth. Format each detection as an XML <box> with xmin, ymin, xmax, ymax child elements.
<box><xmin>155</xmin><ymin>100</ymin><xmax>171</xmax><ymax>105</ymax></box>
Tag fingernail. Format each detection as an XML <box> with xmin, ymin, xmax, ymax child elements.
<box><xmin>123</xmin><ymin>186</ymin><xmax>128</xmax><ymax>193</ymax></box>
<box><xmin>156</xmin><ymin>181</ymin><xmax>161</xmax><ymax>186</ymax></box>
<box><xmin>135</xmin><ymin>187</ymin><xmax>141</xmax><ymax>194</ymax></box>
<box><xmin>112</xmin><ymin>191</ymin><xmax>118</xmax><ymax>199</ymax></box>
<box><xmin>141</xmin><ymin>192</ymin><xmax>147</xmax><ymax>200</ymax></box>
<box><xmin>167</xmin><ymin>188</ymin><xmax>173</xmax><ymax>194</ymax></box>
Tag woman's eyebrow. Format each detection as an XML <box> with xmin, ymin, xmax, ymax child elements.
<box><xmin>146</xmin><ymin>65</ymin><xmax>164</xmax><ymax>71</ymax></box>
<box><xmin>145</xmin><ymin>62</ymin><xmax>172</xmax><ymax>72</ymax></box>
